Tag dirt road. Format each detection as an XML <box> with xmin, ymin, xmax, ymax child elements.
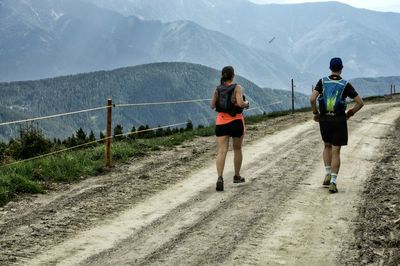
<box><xmin>1</xmin><ymin>101</ymin><xmax>399</xmax><ymax>265</ymax></box>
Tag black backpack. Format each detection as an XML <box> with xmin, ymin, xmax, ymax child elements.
<box><xmin>215</xmin><ymin>83</ymin><xmax>244</xmax><ymax>116</ymax></box>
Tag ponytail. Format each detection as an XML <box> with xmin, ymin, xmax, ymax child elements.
<box><xmin>220</xmin><ymin>66</ymin><xmax>234</xmax><ymax>85</ymax></box>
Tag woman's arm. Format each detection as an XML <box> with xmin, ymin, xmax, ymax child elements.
<box><xmin>234</xmin><ymin>85</ymin><xmax>249</xmax><ymax>108</ymax></box>
<box><xmin>210</xmin><ymin>89</ymin><xmax>218</xmax><ymax>109</ymax></box>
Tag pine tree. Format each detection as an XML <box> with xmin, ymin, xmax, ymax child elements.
<box><xmin>165</xmin><ymin>127</ymin><xmax>172</xmax><ymax>136</ymax></box>
<box><xmin>186</xmin><ymin>120</ymin><xmax>193</xmax><ymax>131</ymax></box>
<box><xmin>128</xmin><ymin>126</ymin><xmax>137</xmax><ymax>141</ymax></box>
<box><xmin>156</xmin><ymin>126</ymin><xmax>164</xmax><ymax>137</ymax></box>
<box><xmin>137</xmin><ymin>125</ymin><xmax>146</xmax><ymax>138</ymax></box>
<box><xmin>88</xmin><ymin>130</ymin><xmax>96</xmax><ymax>142</ymax></box>
<box><xmin>144</xmin><ymin>125</ymin><xmax>154</xmax><ymax>139</ymax></box>
<box><xmin>113</xmin><ymin>125</ymin><xmax>124</xmax><ymax>141</ymax></box>
<box><xmin>76</xmin><ymin>128</ymin><xmax>87</xmax><ymax>145</ymax></box>
<box><xmin>99</xmin><ymin>131</ymin><xmax>106</xmax><ymax>143</ymax></box>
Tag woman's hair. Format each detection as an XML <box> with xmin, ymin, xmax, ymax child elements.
<box><xmin>220</xmin><ymin>66</ymin><xmax>235</xmax><ymax>85</ymax></box>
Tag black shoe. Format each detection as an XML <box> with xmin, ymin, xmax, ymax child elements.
<box><xmin>233</xmin><ymin>175</ymin><xmax>245</xmax><ymax>183</ymax></box>
<box><xmin>323</xmin><ymin>174</ymin><xmax>331</xmax><ymax>186</ymax></box>
<box><xmin>329</xmin><ymin>182</ymin><xmax>338</xmax><ymax>193</ymax></box>
<box><xmin>216</xmin><ymin>176</ymin><xmax>224</xmax><ymax>191</ymax></box>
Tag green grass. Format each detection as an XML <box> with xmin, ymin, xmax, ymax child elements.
<box><xmin>0</xmin><ymin>126</ymin><xmax>217</xmax><ymax>206</ymax></box>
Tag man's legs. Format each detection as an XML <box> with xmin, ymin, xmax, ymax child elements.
<box><xmin>331</xmin><ymin>145</ymin><xmax>341</xmax><ymax>175</ymax></box>
<box><xmin>322</xmin><ymin>142</ymin><xmax>333</xmax><ymax>185</ymax></box>
<box><xmin>323</xmin><ymin>142</ymin><xmax>332</xmax><ymax>167</ymax></box>
<box><xmin>329</xmin><ymin>145</ymin><xmax>341</xmax><ymax>193</ymax></box>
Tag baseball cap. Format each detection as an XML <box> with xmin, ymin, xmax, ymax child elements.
<box><xmin>330</xmin><ymin>57</ymin><xmax>343</xmax><ymax>71</ymax></box>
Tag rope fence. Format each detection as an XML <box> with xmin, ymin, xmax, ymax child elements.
<box><xmin>0</xmin><ymin>106</ymin><xmax>109</xmax><ymax>127</ymax></box>
<box><xmin>115</xmin><ymin>98</ymin><xmax>212</xmax><ymax>108</ymax></box>
<box><xmin>0</xmin><ymin>96</ymin><xmax>291</xmax><ymax>169</ymax></box>
<box><xmin>0</xmin><ymin>122</ymin><xmax>189</xmax><ymax>169</ymax></box>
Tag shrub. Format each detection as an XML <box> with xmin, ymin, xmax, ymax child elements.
<box><xmin>113</xmin><ymin>125</ymin><xmax>124</xmax><ymax>141</ymax></box>
<box><xmin>6</xmin><ymin>124</ymin><xmax>52</xmax><ymax>160</ymax></box>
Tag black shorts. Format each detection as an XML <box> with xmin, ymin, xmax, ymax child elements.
<box><xmin>319</xmin><ymin>117</ymin><xmax>348</xmax><ymax>146</ymax></box>
<box><xmin>215</xmin><ymin>119</ymin><xmax>244</xmax><ymax>138</ymax></box>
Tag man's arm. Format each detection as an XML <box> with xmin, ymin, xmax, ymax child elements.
<box><xmin>310</xmin><ymin>90</ymin><xmax>320</xmax><ymax>122</ymax></box>
<box><xmin>346</xmin><ymin>95</ymin><xmax>364</xmax><ymax>119</ymax></box>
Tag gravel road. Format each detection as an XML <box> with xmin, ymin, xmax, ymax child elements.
<box><xmin>0</xmin><ymin>100</ymin><xmax>399</xmax><ymax>266</ymax></box>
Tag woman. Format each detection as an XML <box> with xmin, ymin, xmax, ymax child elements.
<box><xmin>210</xmin><ymin>66</ymin><xmax>249</xmax><ymax>191</ymax></box>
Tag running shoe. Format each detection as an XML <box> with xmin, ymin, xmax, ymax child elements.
<box><xmin>216</xmin><ymin>176</ymin><xmax>224</xmax><ymax>191</ymax></box>
<box><xmin>233</xmin><ymin>175</ymin><xmax>245</xmax><ymax>183</ymax></box>
<box><xmin>329</xmin><ymin>182</ymin><xmax>338</xmax><ymax>193</ymax></box>
<box><xmin>323</xmin><ymin>174</ymin><xmax>331</xmax><ymax>186</ymax></box>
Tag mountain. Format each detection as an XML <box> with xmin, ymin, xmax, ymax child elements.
<box><xmin>350</xmin><ymin>76</ymin><xmax>400</xmax><ymax>97</ymax></box>
<box><xmin>0</xmin><ymin>62</ymin><xmax>309</xmax><ymax>141</ymax></box>
<box><xmin>3</xmin><ymin>0</ymin><xmax>398</xmax><ymax>93</ymax></box>
<box><xmin>86</xmin><ymin>0</ymin><xmax>400</xmax><ymax>82</ymax></box>
<box><xmin>0</xmin><ymin>0</ymin><xmax>296</xmax><ymax>89</ymax></box>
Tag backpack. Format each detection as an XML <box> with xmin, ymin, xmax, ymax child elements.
<box><xmin>318</xmin><ymin>77</ymin><xmax>347</xmax><ymax>115</ymax></box>
<box><xmin>216</xmin><ymin>83</ymin><xmax>244</xmax><ymax>116</ymax></box>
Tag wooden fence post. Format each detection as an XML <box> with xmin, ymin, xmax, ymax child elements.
<box><xmin>105</xmin><ymin>99</ymin><xmax>112</xmax><ymax>167</ymax></box>
<box><xmin>291</xmin><ymin>79</ymin><xmax>295</xmax><ymax>114</ymax></box>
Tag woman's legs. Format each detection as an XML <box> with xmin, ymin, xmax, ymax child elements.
<box><xmin>216</xmin><ymin>136</ymin><xmax>230</xmax><ymax>177</ymax></box>
<box><xmin>232</xmin><ymin>135</ymin><xmax>244</xmax><ymax>176</ymax></box>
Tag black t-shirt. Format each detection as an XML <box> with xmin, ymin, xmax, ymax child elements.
<box><xmin>315</xmin><ymin>75</ymin><xmax>359</xmax><ymax>100</ymax></box>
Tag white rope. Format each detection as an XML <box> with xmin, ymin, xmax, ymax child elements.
<box><xmin>114</xmin><ymin>122</ymin><xmax>188</xmax><ymax>138</ymax></box>
<box><xmin>243</xmin><ymin>101</ymin><xmax>283</xmax><ymax>113</ymax></box>
<box><xmin>0</xmin><ymin>106</ymin><xmax>109</xmax><ymax>127</ymax></box>
<box><xmin>0</xmin><ymin>99</ymin><xmax>281</xmax><ymax>127</ymax></box>
<box><xmin>115</xmin><ymin>98</ymin><xmax>212</xmax><ymax>108</ymax></box>
<box><xmin>0</xmin><ymin>121</ymin><xmax>188</xmax><ymax>169</ymax></box>
<box><xmin>0</xmin><ymin>138</ymin><xmax>105</xmax><ymax>169</ymax></box>
<box><xmin>262</xmin><ymin>101</ymin><xmax>283</xmax><ymax>107</ymax></box>
<box><xmin>0</xmin><ymin>98</ymin><xmax>288</xmax><ymax>167</ymax></box>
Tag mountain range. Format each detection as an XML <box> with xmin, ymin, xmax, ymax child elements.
<box><xmin>0</xmin><ymin>62</ymin><xmax>309</xmax><ymax>141</ymax></box>
<box><xmin>85</xmin><ymin>0</ymin><xmax>400</xmax><ymax>81</ymax></box>
<box><xmin>1</xmin><ymin>0</ymin><xmax>399</xmax><ymax>92</ymax></box>
<box><xmin>350</xmin><ymin>76</ymin><xmax>400</xmax><ymax>97</ymax></box>
<box><xmin>0</xmin><ymin>0</ymin><xmax>295</xmax><ymax>89</ymax></box>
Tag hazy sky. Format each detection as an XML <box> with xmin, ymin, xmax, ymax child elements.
<box><xmin>248</xmin><ymin>0</ymin><xmax>400</xmax><ymax>13</ymax></box>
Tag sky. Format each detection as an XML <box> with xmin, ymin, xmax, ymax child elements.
<box><xmin>248</xmin><ymin>0</ymin><xmax>400</xmax><ymax>13</ymax></box>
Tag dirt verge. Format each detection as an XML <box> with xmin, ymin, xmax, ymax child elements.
<box><xmin>342</xmin><ymin>117</ymin><xmax>400</xmax><ymax>266</ymax></box>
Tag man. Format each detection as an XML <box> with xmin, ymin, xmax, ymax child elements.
<box><xmin>310</xmin><ymin>57</ymin><xmax>364</xmax><ymax>193</ymax></box>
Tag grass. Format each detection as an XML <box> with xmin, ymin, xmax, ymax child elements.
<box><xmin>0</xmin><ymin>125</ymin><xmax>216</xmax><ymax>206</ymax></box>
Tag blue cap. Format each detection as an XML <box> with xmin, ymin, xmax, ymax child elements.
<box><xmin>330</xmin><ymin>57</ymin><xmax>343</xmax><ymax>71</ymax></box>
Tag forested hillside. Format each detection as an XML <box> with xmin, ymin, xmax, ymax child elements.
<box><xmin>0</xmin><ymin>62</ymin><xmax>309</xmax><ymax>141</ymax></box>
